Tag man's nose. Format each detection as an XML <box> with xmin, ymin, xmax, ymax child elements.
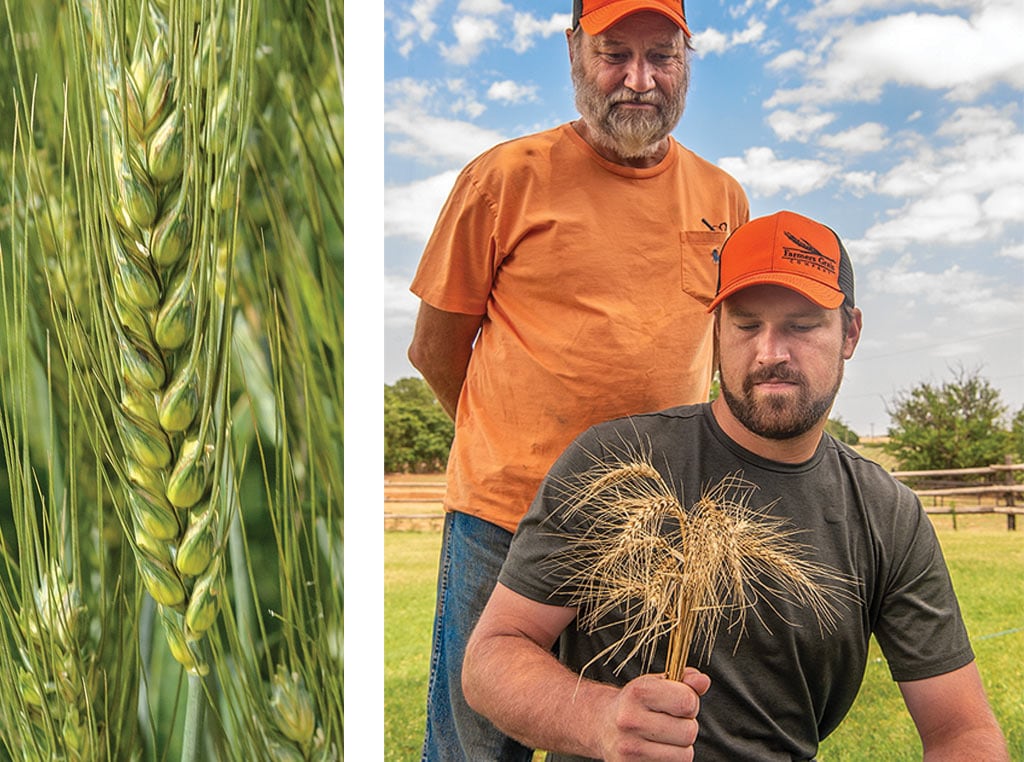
<box><xmin>623</xmin><ymin>57</ymin><xmax>656</xmax><ymax>93</ymax></box>
<box><xmin>756</xmin><ymin>327</ymin><xmax>791</xmax><ymax>365</ymax></box>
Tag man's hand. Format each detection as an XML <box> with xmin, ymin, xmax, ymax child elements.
<box><xmin>464</xmin><ymin>584</ymin><xmax>711</xmax><ymax>759</ymax></box>
<box><xmin>597</xmin><ymin>669</ymin><xmax>711</xmax><ymax>762</ymax></box>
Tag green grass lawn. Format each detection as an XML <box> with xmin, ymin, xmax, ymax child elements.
<box><xmin>384</xmin><ymin>530</ymin><xmax>443</xmax><ymax>761</ymax></box>
<box><xmin>384</xmin><ymin>523</ymin><xmax>1024</xmax><ymax>760</ymax></box>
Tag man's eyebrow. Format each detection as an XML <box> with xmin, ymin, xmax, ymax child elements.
<box><xmin>598</xmin><ymin>36</ymin><xmax>681</xmax><ymax>49</ymax></box>
<box><xmin>727</xmin><ymin>307</ymin><xmax>825</xmax><ymax>319</ymax></box>
<box><xmin>726</xmin><ymin>308</ymin><xmax>760</xmax><ymax>320</ymax></box>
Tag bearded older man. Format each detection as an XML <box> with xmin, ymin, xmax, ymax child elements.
<box><xmin>407</xmin><ymin>2</ymin><xmax>749</xmax><ymax>759</ymax></box>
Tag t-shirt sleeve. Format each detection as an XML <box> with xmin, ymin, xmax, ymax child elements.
<box><xmin>408</xmin><ymin>164</ymin><xmax>500</xmax><ymax>316</ymax></box>
<box><xmin>872</xmin><ymin>486</ymin><xmax>975</xmax><ymax>682</ymax></box>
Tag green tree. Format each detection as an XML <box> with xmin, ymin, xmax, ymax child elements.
<box><xmin>826</xmin><ymin>417</ymin><xmax>860</xmax><ymax>445</ymax></box>
<box><xmin>883</xmin><ymin>368</ymin><xmax>1011</xmax><ymax>471</ymax></box>
<box><xmin>385</xmin><ymin>378</ymin><xmax>455</xmax><ymax>473</ymax></box>
<box><xmin>1011</xmin><ymin>407</ymin><xmax>1024</xmax><ymax>461</ymax></box>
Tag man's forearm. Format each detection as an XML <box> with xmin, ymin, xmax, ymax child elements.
<box><xmin>419</xmin><ymin>364</ymin><xmax>467</xmax><ymax>421</ymax></box>
<box><xmin>407</xmin><ymin>303</ymin><xmax>481</xmax><ymax>421</ymax></box>
<box><xmin>921</xmin><ymin>724</ymin><xmax>1009</xmax><ymax>761</ymax></box>
<box><xmin>901</xmin><ymin>663</ymin><xmax>1008</xmax><ymax>762</ymax></box>
<box><xmin>463</xmin><ymin>631</ymin><xmax>615</xmax><ymax>758</ymax></box>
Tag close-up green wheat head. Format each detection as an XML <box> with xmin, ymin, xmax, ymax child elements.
<box><xmin>0</xmin><ymin>1</ymin><xmax>342</xmax><ymax>759</ymax></box>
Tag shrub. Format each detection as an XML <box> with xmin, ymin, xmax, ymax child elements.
<box><xmin>884</xmin><ymin>367</ymin><xmax>1010</xmax><ymax>471</ymax></box>
<box><xmin>385</xmin><ymin>378</ymin><xmax>454</xmax><ymax>473</ymax></box>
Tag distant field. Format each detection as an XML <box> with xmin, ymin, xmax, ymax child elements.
<box><xmin>854</xmin><ymin>440</ymin><xmax>899</xmax><ymax>471</ymax></box>
<box><xmin>384</xmin><ymin>520</ymin><xmax>1024</xmax><ymax>761</ymax></box>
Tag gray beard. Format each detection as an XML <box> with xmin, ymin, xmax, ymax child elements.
<box><xmin>571</xmin><ymin>59</ymin><xmax>687</xmax><ymax>160</ymax></box>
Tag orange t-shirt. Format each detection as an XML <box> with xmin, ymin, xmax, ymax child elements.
<box><xmin>410</xmin><ymin>123</ymin><xmax>749</xmax><ymax>532</ymax></box>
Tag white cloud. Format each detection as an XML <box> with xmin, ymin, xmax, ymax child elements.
<box><xmin>936</xmin><ymin>104</ymin><xmax>1018</xmax><ymax>140</ymax></box>
<box><xmin>385</xmin><ymin>108</ymin><xmax>507</xmax><ymax>167</ymax></box>
<box><xmin>767</xmin><ymin>49</ymin><xmax>807</xmax><ymax>72</ymax></box>
<box><xmin>818</xmin><ymin>122</ymin><xmax>889</xmax><ymax>154</ymax></box>
<box><xmin>768</xmin><ymin>4</ymin><xmax>1024</xmax><ymax>106</ymax></box>
<box><xmin>733</xmin><ymin>19</ymin><xmax>767</xmax><ymax>45</ymax></box>
<box><xmin>487</xmin><ymin>79</ymin><xmax>539</xmax><ymax>104</ymax></box>
<box><xmin>845</xmin><ymin>237</ymin><xmax>887</xmax><ymax>266</ymax></box>
<box><xmin>729</xmin><ymin>0</ymin><xmax>781</xmax><ymax>19</ymax></box>
<box><xmin>387</xmin><ymin>77</ymin><xmax>438</xmax><ymax>108</ymax></box>
<box><xmin>388</xmin><ymin>76</ymin><xmax>488</xmax><ymax>119</ymax></box>
<box><xmin>384</xmin><ymin>170</ymin><xmax>461</xmax><ymax>243</ymax></box>
<box><xmin>798</xmin><ymin>0</ymin><xmax>964</xmax><ymax>27</ymax></box>
<box><xmin>441</xmin><ymin>15</ymin><xmax>500</xmax><ymax>65</ymax></box>
<box><xmin>767</xmin><ymin>108</ymin><xmax>836</xmax><ymax>142</ymax></box>
<box><xmin>866</xmin><ymin>263</ymin><xmax>1016</xmax><ymax>319</ymax></box>
<box><xmin>692</xmin><ymin>18</ymin><xmax>766</xmax><ymax>57</ymax></box>
<box><xmin>392</xmin><ymin>0</ymin><xmax>445</xmax><ymax>55</ymax></box>
<box><xmin>511</xmin><ymin>12</ymin><xmax>570</xmax><ymax>53</ymax></box>
<box><xmin>445</xmin><ymin>79</ymin><xmax>487</xmax><ymax>118</ymax></box>
<box><xmin>841</xmin><ymin>171</ymin><xmax>877</xmax><ymax>196</ymax></box>
<box><xmin>457</xmin><ymin>0</ymin><xmax>507</xmax><ymax>13</ymax></box>
<box><xmin>451</xmin><ymin>96</ymin><xmax>487</xmax><ymax>118</ymax></box>
<box><xmin>718</xmin><ymin>146</ymin><xmax>839</xmax><ymax>197</ymax></box>
<box><xmin>874</xmin><ymin>155</ymin><xmax>942</xmax><ymax>198</ymax></box>
<box><xmin>999</xmin><ymin>242</ymin><xmax>1024</xmax><ymax>260</ymax></box>
<box><xmin>858</xmin><ymin>104</ymin><xmax>1024</xmax><ymax>253</ymax></box>
<box><xmin>983</xmin><ymin>185</ymin><xmax>1024</xmax><ymax>222</ymax></box>
<box><xmin>863</xmin><ymin>192</ymin><xmax>987</xmax><ymax>248</ymax></box>
<box><xmin>384</xmin><ymin>272</ymin><xmax>423</xmax><ymax>329</ymax></box>
<box><xmin>692</xmin><ymin>27</ymin><xmax>728</xmax><ymax>56</ymax></box>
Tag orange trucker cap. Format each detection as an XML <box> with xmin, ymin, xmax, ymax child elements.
<box><xmin>572</xmin><ymin>0</ymin><xmax>691</xmax><ymax>37</ymax></box>
<box><xmin>707</xmin><ymin>210</ymin><xmax>855</xmax><ymax>312</ymax></box>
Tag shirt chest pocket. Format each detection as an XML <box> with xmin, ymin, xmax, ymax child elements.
<box><xmin>680</xmin><ymin>230</ymin><xmax>728</xmax><ymax>306</ymax></box>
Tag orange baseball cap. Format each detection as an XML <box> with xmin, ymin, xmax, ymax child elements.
<box><xmin>572</xmin><ymin>0</ymin><xmax>691</xmax><ymax>37</ymax></box>
<box><xmin>706</xmin><ymin>210</ymin><xmax>856</xmax><ymax>313</ymax></box>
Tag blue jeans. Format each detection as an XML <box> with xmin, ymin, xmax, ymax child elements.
<box><xmin>421</xmin><ymin>511</ymin><xmax>534</xmax><ymax>762</ymax></box>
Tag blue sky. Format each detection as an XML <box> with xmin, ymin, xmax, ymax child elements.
<box><xmin>376</xmin><ymin>0</ymin><xmax>1024</xmax><ymax>437</ymax></box>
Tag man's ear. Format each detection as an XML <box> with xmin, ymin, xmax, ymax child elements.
<box><xmin>565</xmin><ymin>28</ymin><xmax>575</xmax><ymax>62</ymax></box>
<box><xmin>843</xmin><ymin>307</ymin><xmax>863</xmax><ymax>360</ymax></box>
<box><xmin>712</xmin><ymin>307</ymin><xmax>721</xmax><ymax>375</ymax></box>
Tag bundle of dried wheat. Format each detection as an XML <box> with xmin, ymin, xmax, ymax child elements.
<box><xmin>546</xmin><ymin>450</ymin><xmax>856</xmax><ymax>681</ymax></box>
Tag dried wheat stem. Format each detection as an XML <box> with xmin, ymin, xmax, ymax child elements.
<box><xmin>666</xmin><ymin>596</ymin><xmax>697</xmax><ymax>682</ymax></box>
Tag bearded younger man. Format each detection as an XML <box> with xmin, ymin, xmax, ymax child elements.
<box><xmin>407</xmin><ymin>1</ymin><xmax>748</xmax><ymax>759</ymax></box>
<box><xmin>463</xmin><ymin>211</ymin><xmax>1009</xmax><ymax>761</ymax></box>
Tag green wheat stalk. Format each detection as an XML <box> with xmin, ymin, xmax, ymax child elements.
<box><xmin>0</xmin><ymin>0</ymin><xmax>341</xmax><ymax>758</ymax></box>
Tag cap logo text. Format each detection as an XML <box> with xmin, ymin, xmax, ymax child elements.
<box><xmin>782</xmin><ymin>231</ymin><xmax>836</xmax><ymax>276</ymax></box>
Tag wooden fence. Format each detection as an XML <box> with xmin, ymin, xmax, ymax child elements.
<box><xmin>383</xmin><ymin>478</ymin><xmax>446</xmax><ymax>531</ymax></box>
<box><xmin>385</xmin><ymin>460</ymin><xmax>1024</xmax><ymax>531</ymax></box>
<box><xmin>891</xmin><ymin>457</ymin><xmax>1023</xmax><ymax>530</ymax></box>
